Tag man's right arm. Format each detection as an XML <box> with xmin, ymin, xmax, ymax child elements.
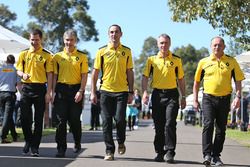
<box><xmin>90</xmin><ymin>69</ymin><xmax>99</xmax><ymax>104</ymax></box>
<box><xmin>193</xmin><ymin>81</ymin><xmax>200</xmax><ymax>111</ymax></box>
<box><xmin>141</xmin><ymin>75</ymin><xmax>149</xmax><ymax>104</ymax></box>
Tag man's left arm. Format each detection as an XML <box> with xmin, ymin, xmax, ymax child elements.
<box><xmin>178</xmin><ymin>77</ymin><xmax>186</xmax><ymax>109</ymax></box>
<box><xmin>45</xmin><ymin>72</ymin><xmax>53</xmax><ymax>103</ymax></box>
<box><xmin>127</xmin><ymin>68</ymin><xmax>134</xmax><ymax>92</ymax></box>
<box><xmin>231</xmin><ymin>81</ymin><xmax>242</xmax><ymax>109</ymax></box>
<box><xmin>75</xmin><ymin>73</ymin><xmax>88</xmax><ymax>103</ymax></box>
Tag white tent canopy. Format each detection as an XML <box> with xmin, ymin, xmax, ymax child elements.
<box><xmin>235</xmin><ymin>51</ymin><xmax>250</xmax><ymax>63</ymax></box>
<box><xmin>0</xmin><ymin>25</ymin><xmax>29</xmax><ymax>61</ymax></box>
<box><xmin>235</xmin><ymin>51</ymin><xmax>250</xmax><ymax>93</ymax></box>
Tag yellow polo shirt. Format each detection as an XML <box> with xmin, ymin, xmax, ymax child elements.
<box><xmin>143</xmin><ymin>51</ymin><xmax>184</xmax><ymax>89</ymax></box>
<box><xmin>53</xmin><ymin>48</ymin><xmax>88</xmax><ymax>84</ymax></box>
<box><xmin>16</xmin><ymin>47</ymin><xmax>53</xmax><ymax>83</ymax></box>
<box><xmin>194</xmin><ymin>54</ymin><xmax>245</xmax><ymax>96</ymax></box>
<box><xmin>94</xmin><ymin>43</ymin><xmax>133</xmax><ymax>92</ymax></box>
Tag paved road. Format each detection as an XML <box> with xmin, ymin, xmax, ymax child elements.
<box><xmin>0</xmin><ymin>119</ymin><xmax>249</xmax><ymax>167</ymax></box>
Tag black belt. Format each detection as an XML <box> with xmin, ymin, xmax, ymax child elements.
<box><xmin>0</xmin><ymin>91</ymin><xmax>15</xmax><ymax>94</ymax></box>
<box><xmin>57</xmin><ymin>83</ymin><xmax>80</xmax><ymax>89</ymax></box>
<box><xmin>22</xmin><ymin>83</ymin><xmax>45</xmax><ymax>86</ymax></box>
<box><xmin>203</xmin><ymin>93</ymin><xmax>231</xmax><ymax>99</ymax></box>
<box><xmin>153</xmin><ymin>88</ymin><xmax>178</xmax><ymax>93</ymax></box>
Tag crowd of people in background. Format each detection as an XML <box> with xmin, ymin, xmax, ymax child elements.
<box><xmin>0</xmin><ymin>24</ymin><xmax>248</xmax><ymax>166</ymax></box>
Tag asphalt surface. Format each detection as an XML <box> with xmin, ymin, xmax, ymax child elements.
<box><xmin>0</xmin><ymin>119</ymin><xmax>249</xmax><ymax>167</ymax></box>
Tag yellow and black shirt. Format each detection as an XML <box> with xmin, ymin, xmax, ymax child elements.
<box><xmin>53</xmin><ymin>48</ymin><xmax>88</xmax><ymax>85</ymax></box>
<box><xmin>94</xmin><ymin>43</ymin><xmax>133</xmax><ymax>92</ymax></box>
<box><xmin>16</xmin><ymin>46</ymin><xmax>53</xmax><ymax>83</ymax></box>
<box><xmin>143</xmin><ymin>51</ymin><xmax>184</xmax><ymax>89</ymax></box>
<box><xmin>194</xmin><ymin>54</ymin><xmax>245</xmax><ymax>96</ymax></box>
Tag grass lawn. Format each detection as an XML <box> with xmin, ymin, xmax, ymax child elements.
<box><xmin>5</xmin><ymin>128</ymin><xmax>56</xmax><ymax>142</ymax></box>
<box><xmin>226</xmin><ymin>129</ymin><xmax>250</xmax><ymax>148</ymax></box>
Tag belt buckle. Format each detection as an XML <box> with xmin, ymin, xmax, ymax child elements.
<box><xmin>162</xmin><ymin>89</ymin><xmax>167</xmax><ymax>93</ymax></box>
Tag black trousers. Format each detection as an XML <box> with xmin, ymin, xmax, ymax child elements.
<box><xmin>151</xmin><ymin>88</ymin><xmax>179</xmax><ymax>155</ymax></box>
<box><xmin>90</xmin><ymin>103</ymin><xmax>100</xmax><ymax>128</ymax></box>
<box><xmin>0</xmin><ymin>92</ymin><xmax>16</xmax><ymax>140</ymax></box>
<box><xmin>202</xmin><ymin>93</ymin><xmax>231</xmax><ymax>157</ymax></box>
<box><xmin>54</xmin><ymin>83</ymin><xmax>83</xmax><ymax>151</ymax></box>
<box><xmin>20</xmin><ymin>83</ymin><xmax>46</xmax><ymax>149</ymax></box>
<box><xmin>127</xmin><ymin>115</ymin><xmax>136</xmax><ymax>130</ymax></box>
<box><xmin>100</xmin><ymin>90</ymin><xmax>128</xmax><ymax>154</ymax></box>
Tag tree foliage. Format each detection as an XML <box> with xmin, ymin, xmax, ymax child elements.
<box><xmin>134</xmin><ymin>37</ymin><xmax>158</xmax><ymax>89</ymax></box>
<box><xmin>226</xmin><ymin>39</ymin><xmax>245</xmax><ymax>56</ymax></box>
<box><xmin>0</xmin><ymin>4</ymin><xmax>17</xmax><ymax>28</ymax></box>
<box><xmin>28</xmin><ymin>0</ymin><xmax>98</xmax><ymax>52</ymax></box>
<box><xmin>168</xmin><ymin>0</ymin><xmax>250</xmax><ymax>49</ymax></box>
<box><xmin>173</xmin><ymin>45</ymin><xmax>209</xmax><ymax>94</ymax></box>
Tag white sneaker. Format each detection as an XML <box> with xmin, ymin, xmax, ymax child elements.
<box><xmin>104</xmin><ymin>153</ymin><xmax>114</xmax><ymax>161</ymax></box>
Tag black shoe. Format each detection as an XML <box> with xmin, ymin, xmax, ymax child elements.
<box><xmin>203</xmin><ymin>154</ymin><xmax>211</xmax><ymax>166</ymax></box>
<box><xmin>1</xmin><ymin>138</ymin><xmax>12</xmax><ymax>144</ymax></box>
<box><xmin>31</xmin><ymin>148</ymin><xmax>39</xmax><ymax>157</ymax></box>
<box><xmin>56</xmin><ymin>150</ymin><xmax>65</xmax><ymax>158</ymax></box>
<box><xmin>73</xmin><ymin>143</ymin><xmax>81</xmax><ymax>153</ymax></box>
<box><xmin>118</xmin><ymin>143</ymin><xmax>126</xmax><ymax>155</ymax></box>
<box><xmin>22</xmin><ymin>142</ymin><xmax>30</xmax><ymax>155</ymax></box>
<box><xmin>89</xmin><ymin>127</ymin><xmax>94</xmax><ymax>131</ymax></box>
<box><xmin>154</xmin><ymin>153</ymin><xmax>165</xmax><ymax>162</ymax></box>
<box><xmin>166</xmin><ymin>152</ymin><xmax>175</xmax><ymax>163</ymax></box>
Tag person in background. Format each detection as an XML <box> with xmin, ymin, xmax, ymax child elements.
<box><xmin>14</xmin><ymin>84</ymin><xmax>22</xmax><ymax>128</ymax></box>
<box><xmin>126</xmin><ymin>97</ymin><xmax>138</xmax><ymax>131</ymax></box>
<box><xmin>89</xmin><ymin>90</ymin><xmax>101</xmax><ymax>131</ymax></box>
<box><xmin>142</xmin><ymin>34</ymin><xmax>186</xmax><ymax>163</ymax></box>
<box><xmin>16</xmin><ymin>29</ymin><xmax>53</xmax><ymax>157</ymax></box>
<box><xmin>193</xmin><ymin>36</ymin><xmax>245</xmax><ymax>166</ymax></box>
<box><xmin>91</xmin><ymin>24</ymin><xmax>134</xmax><ymax>161</ymax></box>
<box><xmin>52</xmin><ymin>29</ymin><xmax>88</xmax><ymax>158</ymax></box>
<box><xmin>0</xmin><ymin>55</ymin><xmax>21</xmax><ymax>143</ymax></box>
<box><xmin>133</xmin><ymin>89</ymin><xmax>141</xmax><ymax>128</ymax></box>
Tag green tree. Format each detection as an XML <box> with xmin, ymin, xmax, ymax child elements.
<box><xmin>28</xmin><ymin>0</ymin><xmax>98</xmax><ymax>52</ymax></box>
<box><xmin>173</xmin><ymin>45</ymin><xmax>209</xmax><ymax>95</ymax></box>
<box><xmin>168</xmin><ymin>0</ymin><xmax>250</xmax><ymax>49</ymax></box>
<box><xmin>0</xmin><ymin>4</ymin><xmax>17</xmax><ymax>28</ymax></box>
<box><xmin>134</xmin><ymin>37</ymin><xmax>158</xmax><ymax>90</ymax></box>
<box><xmin>225</xmin><ymin>39</ymin><xmax>246</xmax><ymax>56</ymax></box>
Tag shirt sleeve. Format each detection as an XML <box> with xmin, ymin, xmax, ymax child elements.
<box><xmin>52</xmin><ymin>54</ymin><xmax>58</xmax><ymax>75</ymax></box>
<box><xmin>16</xmin><ymin>52</ymin><xmax>25</xmax><ymax>72</ymax></box>
<box><xmin>127</xmin><ymin>50</ymin><xmax>133</xmax><ymax>69</ymax></box>
<box><xmin>81</xmin><ymin>54</ymin><xmax>89</xmax><ymax>73</ymax></box>
<box><xmin>177</xmin><ymin>59</ymin><xmax>184</xmax><ymax>79</ymax></box>
<box><xmin>233</xmin><ymin>59</ymin><xmax>245</xmax><ymax>81</ymax></box>
<box><xmin>194</xmin><ymin>60</ymin><xmax>204</xmax><ymax>82</ymax></box>
<box><xmin>94</xmin><ymin>50</ymin><xmax>101</xmax><ymax>70</ymax></box>
<box><xmin>143</xmin><ymin>58</ymin><xmax>151</xmax><ymax>77</ymax></box>
<box><xmin>45</xmin><ymin>54</ymin><xmax>53</xmax><ymax>73</ymax></box>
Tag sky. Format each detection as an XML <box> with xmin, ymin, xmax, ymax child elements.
<box><xmin>0</xmin><ymin>0</ymin><xmax>230</xmax><ymax>58</ymax></box>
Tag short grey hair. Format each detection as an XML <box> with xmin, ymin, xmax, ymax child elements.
<box><xmin>63</xmin><ymin>29</ymin><xmax>77</xmax><ymax>40</ymax></box>
<box><xmin>211</xmin><ymin>36</ymin><xmax>225</xmax><ymax>45</ymax></box>
<box><xmin>158</xmin><ymin>34</ymin><xmax>171</xmax><ymax>42</ymax></box>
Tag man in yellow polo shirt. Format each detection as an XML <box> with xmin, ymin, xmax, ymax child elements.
<box><xmin>193</xmin><ymin>37</ymin><xmax>245</xmax><ymax>166</ymax></box>
<box><xmin>91</xmin><ymin>24</ymin><xmax>134</xmax><ymax>161</ymax></box>
<box><xmin>16</xmin><ymin>29</ymin><xmax>53</xmax><ymax>157</ymax></box>
<box><xmin>52</xmin><ymin>29</ymin><xmax>88</xmax><ymax>158</ymax></box>
<box><xmin>142</xmin><ymin>34</ymin><xmax>186</xmax><ymax>163</ymax></box>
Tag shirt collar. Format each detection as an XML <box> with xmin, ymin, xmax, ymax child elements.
<box><xmin>157</xmin><ymin>51</ymin><xmax>173</xmax><ymax>59</ymax></box>
<box><xmin>107</xmin><ymin>42</ymin><xmax>122</xmax><ymax>50</ymax></box>
<box><xmin>63</xmin><ymin>47</ymin><xmax>77</xmax><ymax>54</ymax></box>
<box><xmin>209</xmin><ymin>53</ymin><xmax>226</xmax><ymax>60</ymax></box>
<box><xmin>29</xmin><ymin>46</ymin><xmax>43</xmax><ymax>53</ymax></box>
